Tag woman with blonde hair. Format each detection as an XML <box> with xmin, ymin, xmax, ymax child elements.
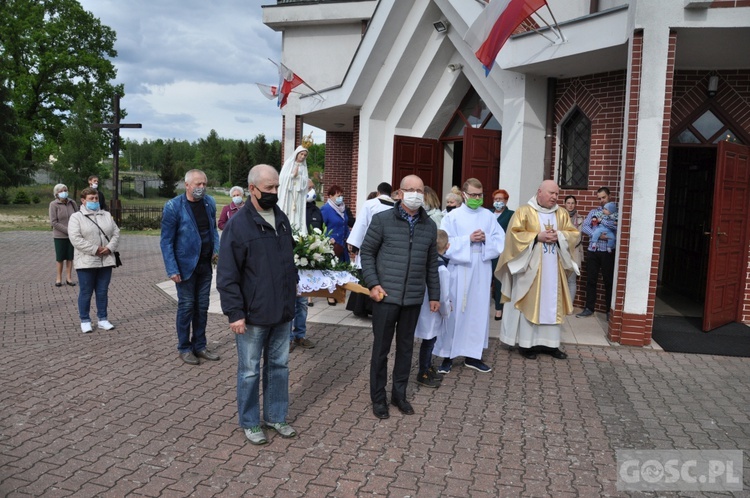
<box><xmin>49</xmin><ymin>183</ymin><xmax>78</xmax><ymax>287</ymax></box>
<box><xmin>423</xmin><ymin>186</ymin><xmax>443</xmax><ymax>227</ymax></box>
<box><xmin>442</xmin><ymin>186</ymin><xmax>463</xmax><ymax>215</ymax></box>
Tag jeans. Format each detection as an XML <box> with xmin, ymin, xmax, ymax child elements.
<box><xmin>77</xmin><ymin>267</ymin><xmax>113</xmax><ymax>322</ymax></box>
<box><xmin>584</xmin><ymin>250</ymin><xmax>615</xmax><ymax>312</ymax></box>
<box><xmin>418</xmin><ymin>337</ymin><xmax>436</xmax><ymax>374</ymax></box>
<box><xmin>291</xmin><ymin>296</ymin><xmax>308</xmax><ymax>341</ymax></box>
<box><xmin>370</xmin><ymin>302</ymin><xmax>421</xmax><ymax>403</ymax></box>
<box><xmin>175</xmin><ymin>260</ymin><xmax>212</xmax><ymax>353</ymax></box>
<box><xmin>236</xmin><ymin>321</ymin><xmax>292</xmax><ymax>428</ymax></box>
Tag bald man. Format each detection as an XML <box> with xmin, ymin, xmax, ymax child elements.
<box><xmin>495</xmin><ymin>180</ymin><xmax>580</xmax><ymax>360</ymax></box>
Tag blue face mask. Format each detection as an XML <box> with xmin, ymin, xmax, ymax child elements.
<box><xmin>57</xmin><ymin>192</ymin><xmax>68</xmax><ymax>200</ymax></box>
<box><xmin>86</xmin><ymin>201</ymin><xmax>100</xmax><ymax>211</ymax></box>
<box><xmin>231</xmin><ymin>196</ymin><xmax>243</xmax><ymax>205</ymax></box>
<box><xmin>494</xmin><ymin>201</ymin><xmax>505</xmax><ymax>211</ymax></box>
<box><xmin>335</xmin><ymin>196</ymin><xmax>344</xmax><ymax>205</ymax></box>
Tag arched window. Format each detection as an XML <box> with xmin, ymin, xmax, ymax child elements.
<box><xmin>559</xmin><ymin>108</ymin><xmax>591</xmax><ymax>189</ymax></box>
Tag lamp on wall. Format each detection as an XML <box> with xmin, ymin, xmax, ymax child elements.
<box><xmin>433</xmin><ymin>19</ymin><xmax>449</xmax><ymax>33</ymax></box>
<box><xmin>707</xmin><ymin>75</ymin><xmax>719</xmax><ymax>98</ymax></box>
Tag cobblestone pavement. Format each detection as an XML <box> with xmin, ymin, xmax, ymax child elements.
<box><xmin>1</xmin><ymin>231</ymin><xmax>749</xmax><ymax>497</ymax></box>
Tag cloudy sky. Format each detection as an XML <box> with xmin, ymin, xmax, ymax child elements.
<box><xmin>77</xmin><ymin>0</ymin><xmax>287</xmax><ymax>143</ymax></box>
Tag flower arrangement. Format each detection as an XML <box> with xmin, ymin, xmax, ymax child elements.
<box><xmin>293</xmin><ymin>226</ymin><xmax>354</xmax><ymax>273</ymax></box>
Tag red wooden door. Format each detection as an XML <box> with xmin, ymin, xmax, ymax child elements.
<box><xmin>462</xmin><ymin>127</ymin><xmax>501</xmax><ymax>208</ymax></box>
<box><xmin>703</xmin><ymin>142</ymin><xmax>750</xmax><ymax>331</ymax></box>
<box><xmin>392</xmin><ymin>136</ymin><xmax>442</xmax><ymax>191</ymax></box>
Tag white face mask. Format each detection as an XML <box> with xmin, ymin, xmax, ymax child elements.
<box><xmin>401</xmin><ymin>191</ymin><xmax>424</xmax><ymax>211</ymax></box>
<box><xmin>306</xmin><ymin>190</ymin><xmax>316</xmax><ymax>202</ymax></box>
<box><xmin>91</xmin><ymin>183</ymin><xmax>98</xmax><ymax>189</ymax></box>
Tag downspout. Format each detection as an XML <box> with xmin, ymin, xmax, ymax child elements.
<box><xmin>590</xmin><ymin>0</ymin><xmax>599</xmax><ymax>14</ymax></box>
<box><xmin>544</xmin><ymin>77</ymin><xmax>557</xmax><ymax>179</ymax></box>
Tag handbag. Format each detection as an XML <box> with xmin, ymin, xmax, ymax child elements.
<box><xmin>85</xmin><ymin>215</ymin><xmax>122</xmax><ymax>267</ymax></box>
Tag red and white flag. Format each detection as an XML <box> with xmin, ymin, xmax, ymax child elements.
<box><xmin>277</xmin><ymin>62</ymin><xmax>305</xmax><ymax>109</ymax></box>
<box><xmin>464</xmin><ymin>0</ymin><xmax>547</xmax><ymax>74</ymax></box>
<box><xmin>256</xmin><ymin>83</ymin><xmax>278</xmax><ymax>100</ymax></box>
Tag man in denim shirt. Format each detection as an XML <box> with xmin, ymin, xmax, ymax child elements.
<box><xmin>160</xmin><ymin>169</ymin><xmax>221</xmax><ymax>365</ymax></box>
<box><xmin>577</xmin><ymin>187</ymin><xmax>616</xmax><ymax>321</ymax></box>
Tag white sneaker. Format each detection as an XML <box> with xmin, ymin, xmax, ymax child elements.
<box><xmin>81</xmin><ymin>322</ymin><xmax>93</xmax><ymax>333</ymax></box>
<box><xmin>97</xmin><ymin>320</ymin><xmax>115</xmax><ymax>331</ymax></box>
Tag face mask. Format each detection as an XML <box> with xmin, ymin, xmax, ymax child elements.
<box><xmin>86</xmin><ymin>201</ymin><xmax>100</xmax><ymax>211</ymax></box>
<box><xmin>191</xmin><ymin>187</ymin><xmax>206</xmax><ymax>200</ymax></box>
<box><xmin>256</xmin><ymin>190</ymin><xmax>278</xmax><ymax>210</ymax></box>
<box><xmin>91</xmin><ymin>183</ymin><xmax>98</xmax><ymax>189</ymax></box>
<box><xmin>446</xmin><ymin>205</ymin><xmax>456</xmax><ymax>213</ymax></box>
<box><xmin>401</xmin><ymin>192</ymin><xmax>424</xmax><ymax>210</ymax></box>
<box><xmin>306</xmin><ymin>190</ymin><xmax>316</xmax><ymax>202</ymax></box>
<box><xmin>57</xmin><ymin>192</ymin><xmax>68</xmax><ymax>200</ymax></box>
<box><xmin>466</xmin><ymin>198</ymin><xmax>483</xmax><ymax>210</ymax></box>
<box><xmin>334</xmin><ymin>196</ymin><xmax>344</xmax><ymax>205</ymax></box>
<box><xmin>493</xmin><ymin>201</ymin><xmax>505</xmax><ymax>211</ymax></box>
<box><xmin>232</xmin><ymin>196</ymin><xmax>243</xmax><ymax>205</ymax></box>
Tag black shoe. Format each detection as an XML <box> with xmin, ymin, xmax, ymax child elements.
<box><xmin>576</xmin><ymin>308</ymin><xmax>594</xmax><ymax>318</ymax></box>
<box><xmin>550</xmin><ymin>348</ymin><xmax>568</xmax><ymax>360</ymax></box>
<box><xmin>55</xmin><ymin>282</ymin><xmax>62</xmax><ymax>287</ymax></box>
<box><xmin>195</xmin><ymin>349</ymin><xmax>220</xmax><ymax>361</ymax></box>
<box><xmin>519</xmin><ymin>347</ymin><xmax>537</xmax><ymax>360</ymax></box>
<box><xmin>308</xmin><ymin>300</ymin><xmax>314</xmax><ymax>307</ymax></box>
<box><xmin>180</xmin><ymin>351</ymin><xmax>200</xmax><ymax>365</ymax></box>
<box><xmin>372</xmin><ymin>402</ymin><xmax>389</xmax><ymax>419</ymax></box>
<box><xmin>416</xmin><ymin>372</ymin><xmax>440</xmax><ymax>388</ymax></box>
<box><xmin>427</xmin><ymin>366</ymin><xmax>443</xmax><ymax>381</ymax></box>
<box><xmin>391</xmin><ymin>398</ymin><xmax>415</xmax><ymax>415</ymax></box>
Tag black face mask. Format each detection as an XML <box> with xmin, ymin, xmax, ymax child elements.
<box><xmin>255</xmin><ymin>190</ymin><xmax>278</xmax><ymax>210</ymax></box>
<box><xmin>446</xmin><ymin>205</ymin><xmax>456</xmax><ymax>213</ymax></box>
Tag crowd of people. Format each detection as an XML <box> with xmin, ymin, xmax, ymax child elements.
<box><xmin>49</xmin><ymin>147</ymin><xmax>617</xmax><ymax>446</ymax></box>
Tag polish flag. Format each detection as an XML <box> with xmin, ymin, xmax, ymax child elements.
<box><xmin>464</xmin><ymin>0</ymin><xmax>547</xmax><ymax>74</ymax></box>
<box><xmin>277</xmin><ymin>63</ymin><xmax>305</xmax><ymax>109</ymax></box>
<box><xmin>256</xmin><ymin>83</ymin><xmax>278</xmax><ymax>100</ymax></box>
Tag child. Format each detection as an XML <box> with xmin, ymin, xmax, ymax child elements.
<box><xmin>588</xmin><ymin>201</ymin><xmax>618</xmax><ymax>252</ymax></box>
<box><xmin>413</xmin><ymin>230</ymin><xmax>451</xmax><ymax>388</ymax></box>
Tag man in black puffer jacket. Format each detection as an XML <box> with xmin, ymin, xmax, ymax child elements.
<box><xmin>360</xmin><ymin>174</ymin><xmax>440</xmax><ymax>420</ymax></box>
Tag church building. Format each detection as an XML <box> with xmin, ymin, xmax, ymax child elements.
<box><xmin>262</xmin><ymin>0</ymin><xmax>750</xmax><ymax>346</ymax></box>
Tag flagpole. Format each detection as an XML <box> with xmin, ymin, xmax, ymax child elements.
<box><xmin>527</xmin><ymin>14</ymin><xmax>559</xmax><ymax>44</ymax></box>
<box><xmin>543</xmin><ymin>1</ymin><xmax>566</xmax><ymax>42</ymax></box>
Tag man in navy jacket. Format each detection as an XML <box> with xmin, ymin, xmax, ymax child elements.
<box><xmin>216</xmin><ymin>164</ymin><xmax>299</xmax><ymax>446</ymax></box>
<box><xmin>160</xmin><ymin>169</ymin><xmax>220</xmax><ymax>366</ymax></box>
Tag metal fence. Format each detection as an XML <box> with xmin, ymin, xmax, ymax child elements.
<box><xmin>120</xmin><ymin>205</ymin><xmax>163</xmax><ymax>230</ymax></box>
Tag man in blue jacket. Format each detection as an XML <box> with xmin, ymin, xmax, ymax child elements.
<box><xmin>216</xmin><ymin>164</ymin><xmax>299</xmax><ymax>446</ymax></box>
<box><xmin>160</xmin><ymin>169</ymin><xmax>220</xmax><ymax>365</ymax></box>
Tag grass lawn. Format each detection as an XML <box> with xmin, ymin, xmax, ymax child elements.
<box><xmin>0</xmin><ymin>187</ymin><xmax>232</xmax><ymax>234</ymax></box>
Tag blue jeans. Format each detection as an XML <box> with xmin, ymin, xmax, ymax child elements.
<box><xmin>236</xmin><ymin>321</ymin><xmax>292</xmax><ymax>428</ymax></box>
<box><xmin>291</xmin><ymin>296</ymin><xmax>308</xmax><ymax>341</ymax></box>
<box><xmin>175</xmin><ymin>260</ymin><xmax>212</xmax><ymax>353</ymax></box>
<box><xmin>77</xmin><ymin>267</ymin><xmax>113</xmax><ymax>322</ymax></box>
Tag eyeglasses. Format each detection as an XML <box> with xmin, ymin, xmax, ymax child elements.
<box><xmin>402</xmin><ymin>188</ymin><xmax>424</xmax><ymax>194</ymax></box>
<box><xmin>464</xmin><ymin>192</ymin><xmax>483</xmax><ymax>199</ymax></box>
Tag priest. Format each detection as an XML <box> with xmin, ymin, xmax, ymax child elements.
<box><xmin>495</xmin><ymin>180</ymin><xmax>580</xmax><ymax>360</ymax></box>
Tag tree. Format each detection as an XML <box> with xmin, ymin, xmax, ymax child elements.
<box><xmin>0</xmin><ymin>0</ymin><xmax>122</xmax><ymax>168</ymax></box>
<box><xmin>158</xmin><ymin>145</ymin><xmax>179</xmax><ymax>198</ymax></box>
<box><xmin>53</xmin><ymin>96</ymin><xmax>109</xmax><ymax>197</ymax></box>
<box><xmin>0</xmin><ymin>83</ymin><xmax>24</xmax><ymax>185</ymax></box>
<box><xmin>231</xmin><ymin>140</ymin><xmax>251</xmax><ymax>187</ymax></box>
<box><xmin>198</xmin><ymin>130</ymin><xmax>225</xmax><ymax>184</ymax></box>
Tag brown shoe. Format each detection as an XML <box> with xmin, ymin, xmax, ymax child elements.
<box><xmin>180</xmin><ymin>351</ymin><xmax>200</xmax><ymax>365</ymax></box>
<box><xmin>293</xmin><ymin>338</ymin><xmax>315</xmax><ymax>349</ymax></box>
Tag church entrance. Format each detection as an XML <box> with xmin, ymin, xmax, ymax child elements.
<box><xmin>659</xmin><ymin>106</ymin><xmax>750</xmax><ymax>331</ymax></box>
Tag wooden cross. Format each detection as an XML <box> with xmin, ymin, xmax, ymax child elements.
<box><xmin>94</xmin><ymin>94</ymin><xmax>142</xmax><ymax>223</ymax></box>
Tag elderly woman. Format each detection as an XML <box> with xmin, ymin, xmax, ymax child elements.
<box><xmin>564</xmin><ymin>195</ymin><xmax>585</xmax><ymax>304</ymax></box>
<box><xmin>320</xmin><ymin>184</ymin><xmax>351</xmax><ymax>305</ymax></box>
<box><xmin>218</xmin><ymin>186</ymin><xmax>245</xmax><ymax>230</ymax></box>
<box><xmin>68</xmin><ymin>187</ymin><xmax>120</xmax><ymax>333</ymax></box>
<box><xmin>442</xmin><ymin>186</ymin><xmax>463</xmax><ymax>215</ymax></box>
<box><xmin>279</xmin><ymin>145</ymin><xmax>309</xmax><ymax>234</ymax></box>
<box><xmin>49</xmin><ymin>183</ymin><xmax>78</xmax><ymax>287</ymax></box>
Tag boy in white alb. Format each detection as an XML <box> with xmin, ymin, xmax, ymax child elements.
<box><xmin>414</xmin><ymin>230</ymin><xmax>451</xmax><ymax>388</ymax></box>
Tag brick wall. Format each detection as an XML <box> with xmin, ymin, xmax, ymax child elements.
<box><xmin>553</xmin><ymin>70</ymin><xmax>626</xmax><ymax>310</ymax></box>
<box><xmin>323</xmin><ymin>131</ymin><xmax>355</xmax><ymax>205</ymax></box>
